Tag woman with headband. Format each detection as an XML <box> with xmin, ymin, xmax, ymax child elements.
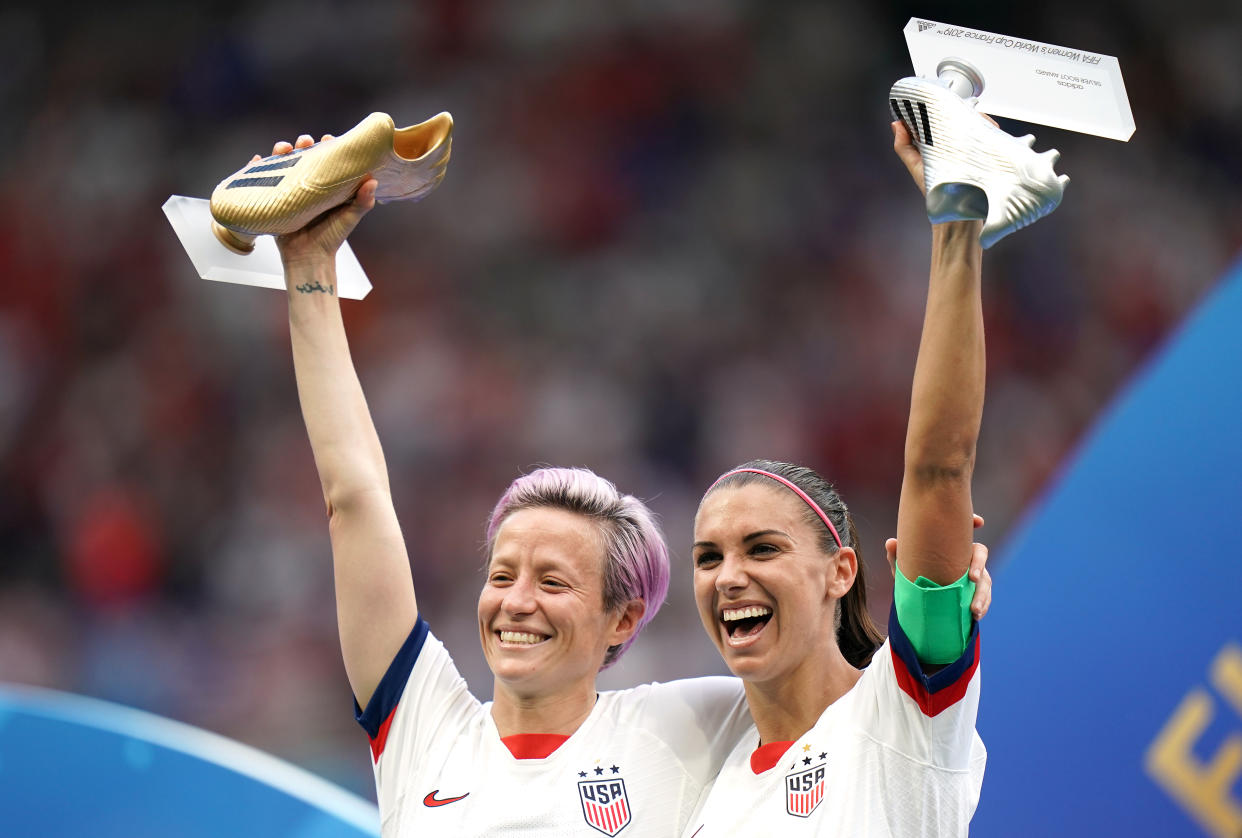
<box><xmin>681</xmin><ymin>90</ymin><xmax>1065</xmax><ymax>836</ymax></box>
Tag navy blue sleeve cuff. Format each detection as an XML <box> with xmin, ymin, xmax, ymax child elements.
<box><xmin>888</xmin><ymin>601</ymin><xmax>979</xmax><ymax>696</ymax></box>
<box><xmin>354</xmin><ymin>616</ymin><xmax>430</xmax><ymax>738</ymax></box>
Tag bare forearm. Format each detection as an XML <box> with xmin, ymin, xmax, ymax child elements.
<box><xmin>897</xmin><ymin>220</ymin><xmax>984</xmax><ymax>583</ymax></box>
<box><xmin>286</xmin><ymin>258</ymin><xmax>390</xmax><ymax>506</ymax></box>
<box><xmin>906</xmin><ymin>221</ymin><xmax>984</xmax><ymax>469</ymax></box>
<box><xmin>285</xmin><ymin>256</ymin><xmax>418</xmax><ymax>707</ymax></box>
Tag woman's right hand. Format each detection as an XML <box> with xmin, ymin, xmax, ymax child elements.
<box><xmin>886</xmin><ymin>513</ymin><xmax>992</xmax><ymax>620</ymax></box>
<box><xmin>257</xmin><ymin>134</ymin><xmax>379</xmax><ymax>271</ymax></box>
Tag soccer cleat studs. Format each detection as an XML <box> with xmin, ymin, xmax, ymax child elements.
<box><xmin>890</xmin><ymin>76</ymin><xmax>1067</xmax><ymax>248</ymax></box>
<box><xmin>209</xmin><ymin>111</ymin><xmax>453</xmax><ymax>254</ymax></box>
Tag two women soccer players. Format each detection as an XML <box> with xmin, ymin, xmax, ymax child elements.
<box><xmin>264</xmin><ymin>77</ymin><xmax>1061</xmax><ymax>835</ymax></box>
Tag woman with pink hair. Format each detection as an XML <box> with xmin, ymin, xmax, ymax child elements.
<box><xmin>269</xmin><ymin>133</ymin><xmax>754</xmax><ymax>836</ymax></box>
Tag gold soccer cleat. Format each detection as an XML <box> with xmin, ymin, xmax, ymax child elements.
<box><xmin>209</xmin><ymin>111</ymin><xmax>453</xmax><ymax>254</ymax></box>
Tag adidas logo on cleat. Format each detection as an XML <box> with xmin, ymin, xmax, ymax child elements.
<box><xmin>891</xmin><ymin>98</ymin><xmax>934</xmax><ymax>146</ymax></box>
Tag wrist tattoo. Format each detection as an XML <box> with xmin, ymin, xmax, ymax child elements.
<box><xmin>294</xmin><ymin>281</ymin><xmax>335</xmax><ymax>295</ymax></box>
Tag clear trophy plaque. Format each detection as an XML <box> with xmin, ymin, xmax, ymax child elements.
<box><xmin>162</xmin><ymin>195</ymin><xmax>374</xmax><ymax>300</ymax></box>
<box><xmin>903</xmin><ymin>18</ymin><xmax>1135</xmax><ymax>140</ymax></box>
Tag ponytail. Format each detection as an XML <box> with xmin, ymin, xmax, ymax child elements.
<box><xmin>836</xmin><ymin>517</ymin><xmax>883</xmax><ymax>668</ymax></box>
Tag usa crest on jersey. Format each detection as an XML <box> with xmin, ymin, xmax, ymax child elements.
<box><xmin>785</xmin><ymin>764</ymin><xmax>826</xmax><ymax>817</ymax></box>
<box><xmin>578</xmin><ymin>777</ymin><xmax>631</xmax><ymax>835</ymax></box>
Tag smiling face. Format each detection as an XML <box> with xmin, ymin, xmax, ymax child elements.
<box><xmin>693</xmin><ymin>483</ymin><xmax>856</xmax><ymax>687</ymax></box>
<box><xmin>478</xmin><ymin>507</ymin><xmax>641</xmax><ymax>700</ymax></box>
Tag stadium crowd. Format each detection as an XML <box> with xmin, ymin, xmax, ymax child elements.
<box><xmin>0</xmin><ymin>0</ymin><xmax>1238</xmax><ymax>794</ymax></box>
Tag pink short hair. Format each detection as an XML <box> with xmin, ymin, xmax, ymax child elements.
<box><xmin>485</xmin><ymin>467</ymin><xmax>670</xmax><ymax>669</ymax></box>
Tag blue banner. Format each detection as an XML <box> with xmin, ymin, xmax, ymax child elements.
<box><xmin>974</xmin><ymin>259</ymin><xmax>1242</xmax><ymax>837</ymax></box>
<box><xmin>0</xmin><ymin>685</ymin><xmax>379</xmax><ymax>838</ymax></box>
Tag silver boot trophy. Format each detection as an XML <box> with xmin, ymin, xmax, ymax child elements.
<box><xmin>891</xmin><ymin>19</ymin><xmax>1134</xmax><ymax>247</ymax></box>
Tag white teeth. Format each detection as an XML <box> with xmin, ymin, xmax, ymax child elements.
<box><xmin>722</xmin><ymin>606</ymin><xmax>773</xmax><ymax>621</ymax></box>
<box><xmin>499</xmin><ymin>631</ymin><xmax>546</xmax><ymax>644</ymax></box>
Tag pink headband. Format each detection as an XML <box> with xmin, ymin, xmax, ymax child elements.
<box><xmin>708</xmin><ymin>468</ymin><xmax>843</xmax><ymax>549</ymax></box>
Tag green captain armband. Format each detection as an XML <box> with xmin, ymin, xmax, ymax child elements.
<box><xmin>893</xmin><ymin>564</ymin><xmax>976</xmax><ymax>665</ymax></box>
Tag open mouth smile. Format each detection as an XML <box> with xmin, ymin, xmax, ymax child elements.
<box><xmin>720</xmin><ymin>605</ymin><xmax>773</xmax><ymax>647</ymax></box>
<box><xmin>497</xmin><ymin>630</ymin><xmax>549</xmax><ymax>647</ymax></box>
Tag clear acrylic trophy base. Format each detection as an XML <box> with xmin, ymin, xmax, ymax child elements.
<box><xmin>162</xmin><ymin>195</ymin><xmax>373</xmax><ymax>300</ymax></box>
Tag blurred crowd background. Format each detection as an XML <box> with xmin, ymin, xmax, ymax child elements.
<box><xmin>1</xmin><ymin>0</ymin><xmax>1238</xmax><ymax>797</ymax></box>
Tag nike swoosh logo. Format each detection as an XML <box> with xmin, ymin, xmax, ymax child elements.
<box><xmin>423</xmin><ymin>790</ymin><xmax>470</xmax><ymax>807</ymax></box>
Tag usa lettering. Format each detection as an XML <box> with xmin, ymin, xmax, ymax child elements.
<box><xmin>582</xmin><ymin>782</ymin><xmax>626</xmax><ymax>805</ymax></box>
<box><xmin>787</xmin><ymin>767</ymin><xmax>826</xmax><ymax>793</ymax></box>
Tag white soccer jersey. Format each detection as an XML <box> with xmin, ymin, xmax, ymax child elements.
<box><xmin>356</xmin><ymin>617</ymin><xmax>752</xmax><ymax>837</ymax></box>
<box><xmin>682</xmin><ymin>608</ymin><xmax>985</xmax><ymax>837</ymax></box>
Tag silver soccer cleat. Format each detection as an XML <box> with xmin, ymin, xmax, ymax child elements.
<box><xmin>889</xmin><ymin>76</ymin><xmax>1068</xmax><ymax>248</ymax></box>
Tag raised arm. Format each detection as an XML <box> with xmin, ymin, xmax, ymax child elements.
<box><xmin>276</xmin><ymin>135</ymin><xmax>417</xmax><ymax>709</ymax></box>
<box><xmin>892</xmin><ymin>120</ymin><xmax>983</xmax><ymax>587</ymax></box>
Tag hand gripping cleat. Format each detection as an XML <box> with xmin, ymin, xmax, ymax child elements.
<box><xmin>209</xmin><ymin>111</ymin><xmax>453</xmax><ymax>254</ymax></box>
<box><xmin>889</xmin><ymin>76</ymin><xmax>1068</xmax><ymax>248</ymax></box>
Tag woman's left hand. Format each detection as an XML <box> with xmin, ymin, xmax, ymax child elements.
<box><xmin>891</xmin><ymin>119</ymin><xmax>926</xmax><ymax>196</ymax></box>
<box><xmin>892</xmin><ymin>111</ymin><xmax>1002</xmax><ymax>199</ymax></box>
<box><xmin>886</xmin><ymin>513</ymin><xmax>992</xmax><ymax>620</ymax></box>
